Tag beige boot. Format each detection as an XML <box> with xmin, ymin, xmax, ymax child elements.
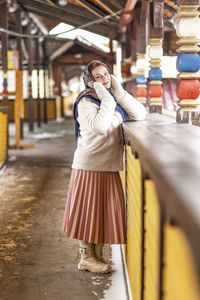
<box><xmin>78</xmin><ymin>241</ymin><xmax>110</xmax><ymax>273</ymax></box>
<box><xmin>94</xmin><ymin>244</ymin><xmax>107</xmax><ymax>264</ymax></box>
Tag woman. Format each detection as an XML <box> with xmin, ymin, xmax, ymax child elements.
<box><xmin>62</xmin><ymin>60</ymin><xmax>146</xmax><ymax>274</ymax></box>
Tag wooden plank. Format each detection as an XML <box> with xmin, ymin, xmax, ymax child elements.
<box><xmin>56</xmin><ymin>52</ymin><xmax>104</xmax><ymax>64</ymax></box>
<box><xmin>122</xmin><ymin>114</ymin><xmax>200</xmax><ymax>274</ymax></box>
<box><xmin>180</xmin><ymin>0</ymin><xmax>199</xmax><ymax>5</ymax></box>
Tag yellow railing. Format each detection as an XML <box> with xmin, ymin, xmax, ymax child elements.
<box><xmin>163</xmin><ymin>222</ymin><xmax>199</xmax><ymax>300</ymax></box>
<box><xmin>122</xmin><ymin>114</ymin><xmax>200</xmax><ymax>300</ymax></box>
<box><xmin>126</xmin><ymin>146</ymin><xmax>142</xmax><ymax>300</ymax></box>
<box><xmin>8</xmin><ymin>98</ymin><xmax>57</xmax><ymax>121</ymax></box>
<box><xmin>0</xmin><ymin>111</ymin><xmax>8</xmax><ymax>167</ymax></box>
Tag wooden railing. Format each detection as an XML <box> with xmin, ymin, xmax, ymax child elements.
<box><xmin>121</xmin><ymin>114</ymin><xmax>200</xmax><ymax>300</ymax></box>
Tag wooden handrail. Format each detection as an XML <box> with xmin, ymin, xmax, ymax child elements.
<box><xmin>122</xmin><ymin>113</ymin><xmax>200</xmax><ymax>274</ymax></box>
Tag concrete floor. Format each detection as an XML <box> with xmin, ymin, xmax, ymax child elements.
<box><xmin>0</xmin><ymin>119</ymin><xmax>112</xmax><ymax>300</ymax></box>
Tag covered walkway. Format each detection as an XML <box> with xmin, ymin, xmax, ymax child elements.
<box><xmin>0</xmin><ymin>1</ymin><xmax>200</xmax><ymax>300</ymax></box>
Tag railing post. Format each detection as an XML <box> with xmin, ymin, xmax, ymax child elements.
<box><xmin>176</xmin><ymin>0</ymin><xmax>200</xmax><ymax>125</ymax></box>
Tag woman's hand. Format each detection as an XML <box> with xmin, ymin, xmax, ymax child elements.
<box><xmin>93</xmin><ymin>82</ymin><xmax>112</xmax><ymax>101</ymax></box>
<box><xmin>110</xmin><ymin>75</ymin><xmax>126</xmax><ymax>101</ymax></box>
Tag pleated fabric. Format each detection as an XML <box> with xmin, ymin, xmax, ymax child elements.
<box><xmin>62</xmin><ymin>169</ymin><xmax>126</xmax><ymax>244</ymax></box>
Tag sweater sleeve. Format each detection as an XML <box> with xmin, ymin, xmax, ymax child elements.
<box><xmin>110</xmin><ymin>75</ymin><xmax>147</xmax><ymax>121</ymax></box>
<box><xmin>78</xmin><ymin>95</ymin><xmax>116</xmax><ymax>135</ymax></box>
<box><xmin>117</xmin><ymin>91</ymin><xmax>147</xmax><ymax>121</ymax></box>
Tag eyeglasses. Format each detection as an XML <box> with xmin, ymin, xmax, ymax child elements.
<box><xmin>93</xmin><ymin>71</ymin><xmax>110</xmax><ymax>81</ymax></box>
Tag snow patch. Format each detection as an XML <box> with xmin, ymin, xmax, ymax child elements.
<box><xmin>30</xmin><ymin>131</ymin><xmax>65</xmax><ymax>139</ymax></box>
<box><xmin>0</xmin><ymin>165</ymin><xmax>7</xmax><ymax>175</ymax></box>
<box><xmin>100</xmin><ymin>245</ymin><xmax>129</xmax><ymax>300</ymax></box>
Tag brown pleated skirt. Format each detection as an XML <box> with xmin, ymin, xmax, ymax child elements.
<box><xmin>62</xmin><ymin>169</ymin><xmax>126</xmax><ymax>244</ymax></box>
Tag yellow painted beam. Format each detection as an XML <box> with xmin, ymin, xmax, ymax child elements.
<box><xmin>163</xmin><ymin>222</ymin><xmax>200</xmax><ymax>300</ymax></box>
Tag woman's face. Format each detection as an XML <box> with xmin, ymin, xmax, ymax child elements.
<box><xmin>91</xmin><ymin>65</ymin><xmax>111</xmax><ymax>89</ymax></box>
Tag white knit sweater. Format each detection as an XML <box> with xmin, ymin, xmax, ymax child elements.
<box><xmin>72</xmin><ymin>78</ymin><xmax>146</xmax><ymax>171</ymax></box>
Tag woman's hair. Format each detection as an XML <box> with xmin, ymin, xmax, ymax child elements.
<box><xmin>87</xmin><ymin>60</ymin><xmax>109</xmax><ymax>74</ymax></box>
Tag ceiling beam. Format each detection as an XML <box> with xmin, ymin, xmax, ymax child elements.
<box><xmin>49</xmin><ymin>41</ymin><xmax>75</xmax><ymax>61</ymax></box>
<box><xmin>75</xmin><ymin>39</ymin><xmax>112</xmax><ymax>60</ymax></box>
<box><xmin>56</xmin><ymin>52</ymin><xmax>104</xmax><ymax>64</ymax></box>
<box><xmin>68</xmin><ymin>0</ymin><xmax>104</xmax><ymax>18</ymax></box>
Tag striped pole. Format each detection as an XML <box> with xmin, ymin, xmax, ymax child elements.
<box><xmin>176</xmin><ymin>3</ymin><xmax>200</xmax><ymax>124</ymax></box>
<box><xmin>148</xmin><ymin>38</ymin><xmax>163</xmax><ymax>114</ymax></box>
<box><xmin>136</xmin><ymin>53</ymin><xmax>147</xmax><ymax>107</ymax></box>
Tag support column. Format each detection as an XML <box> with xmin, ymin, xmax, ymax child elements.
<box><xmin>135</xmin><ymin>1</ymin><xmax>149</xmax><ymax>107</ymax></box>
<box><xmin>176</xmin><ymin>0</ymin><xmax>200</xmax><ymax>125</ymax></box>
<box><xmin>148</xmin><ymin>1</ymin><xmax>164</xmax><ymax>114</ymax></box>
<box><xmin>43</xmin><ymin>41</ymin><xmax>48</xmax><ymax>123</ymax></box>
<box><xmin>16</xmin><ymin>8</ymin><xmax>24</xmax><ymax>139</ymax></box>
<box><xmin>0</xmin><ymin>2</ymin><xmax>8</xmax><ymax>108</ymax></box>
<box><xmin>0</xmin><ymin>1</ymin><xmax>8</xmax><ymax>160</ymax></box>
<box><xmin>53</xmin><ymin>61</ymin><xmax>63</xmax><ymax>120</ymax></box>
<box><xmin>36</xmin><ymin>38</ymin><xmax>41</xmax><ymax>127</ymax></box>
<box><xmin>27</xmin><ymin>22</ymin><xmax>34</xmax><ymax>131</ymax></box>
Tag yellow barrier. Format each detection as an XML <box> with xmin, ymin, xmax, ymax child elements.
<box><xmin>124</xmin><ymin>144</ymin><xmax>200</xmax><ymax>300</ymax></box>
<box><xmin>144</xmin><ymin>180</ymin><xmax>160</xmax><ymax>300</ymax></box>
<box><xmin>56</xmin><ymin>96</ymin><xmax>62</xmax><ymax>120</ymax></box>
<box><xmin>0</xmin><ymin>112</ymin><xmax>7</xmax><ymax>167</ymax></box>
<box><xmin>163</xmin><ymin>222</ymin><xmax>199</xmax><ymax>300</ymax></box>
<box><xmin>8</xmin><ymin>98</ymin><xmax>56</xmax><ymax>121</ymax></box>
<box><xmin>126</xmin><ymin>145</ymin><xmax>142</xmax><ymax>300</ymax></box>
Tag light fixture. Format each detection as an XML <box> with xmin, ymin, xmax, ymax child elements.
<box><xmin>38</xmin><ymin>36</ymin><xmax>44</xmax><ymax>43</ymax></box>
<box><xmin>31</xmin><ymin>24</ymin><xmax>38</xmax><ymax>35</ymax></box>
<box><xmin>21</xmin><ymin>13</ymin><xmax>29</xmax><ymax>27</ymax></box>
<box><xmin>8</xmin><ymin>1</ymin><xmax>18</xmax><ymax>13</ymax></box>
<box><xmin>58</xmin><ymin>0</ymin><xmax>68</xmax><ymax>6</ymax></box>
<box><xmin>74</xmin><ymin>53</ymin><xmax>82</xmax><ymax>59</ymax></box>
<box><xmin>80</xmin><ymin>65</ymin><xmax>85</xmax><ymax>70</ymax></box>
